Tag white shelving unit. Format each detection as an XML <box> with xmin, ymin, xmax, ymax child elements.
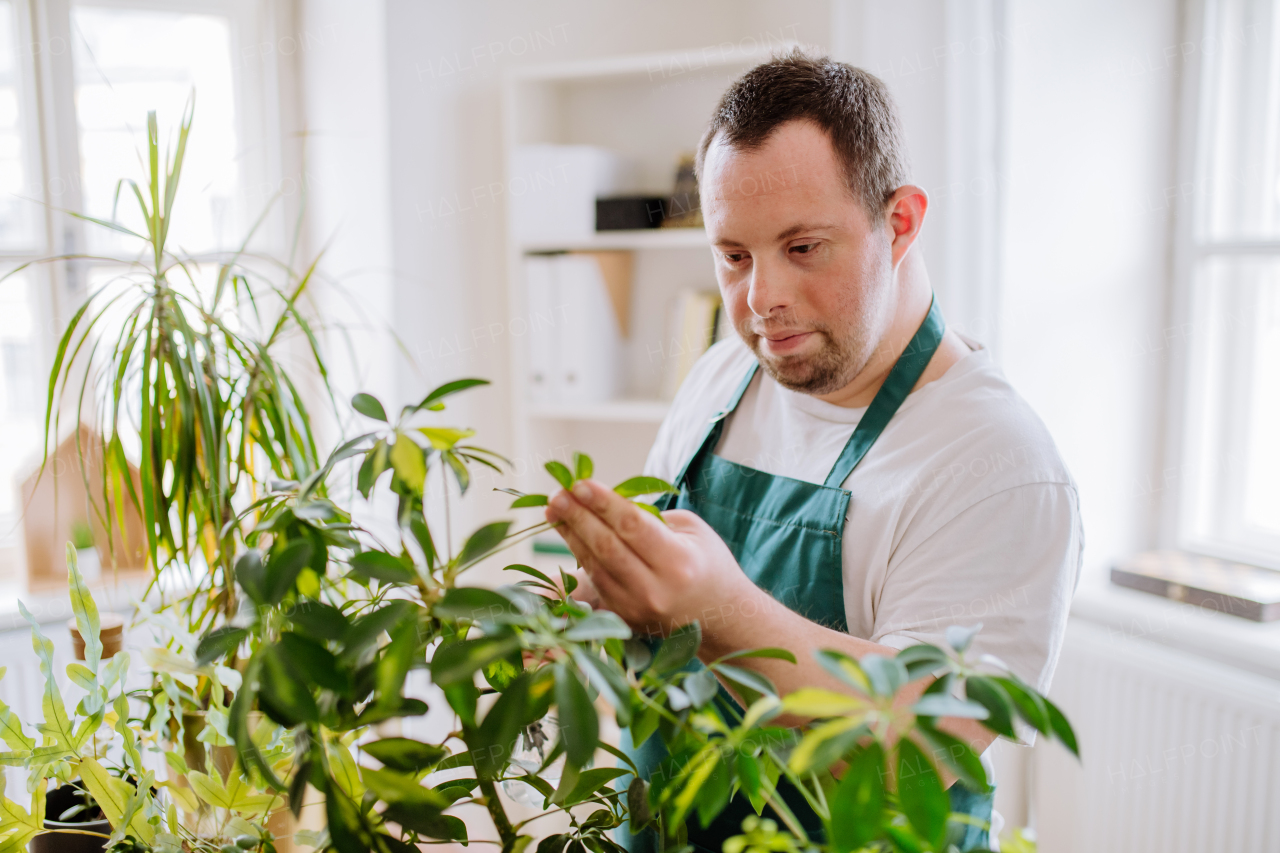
<box><xmin>501</xmin><ymin>48</ymin><xmax>783</xmax><ymax>528</ymax></box>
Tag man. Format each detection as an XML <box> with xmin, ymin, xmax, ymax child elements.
<box><xmin>545</xmin><ymin>51</ymin><xmax>1082</xmax><ymax>853</ymax></box>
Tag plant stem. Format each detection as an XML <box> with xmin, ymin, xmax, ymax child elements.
<box><xmin>478</xmin><ymin>778</ymin><xmax>518</xmax><ymax>850</ymax></box>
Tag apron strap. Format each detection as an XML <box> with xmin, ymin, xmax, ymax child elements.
<box><xmin>823</xmin><ymin>295</ymin><xmax>945</xmax><ymax>488</ymax></box>
<box><xmin>668</xmin><ymin>361</ymin><xmax>760</xmax><ymax>494</ymax></box>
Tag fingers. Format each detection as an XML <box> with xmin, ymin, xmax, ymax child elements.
<box><xmin>566</xmin><ymin>480</ymin><xmax>684</xmax><ymax>570</ymax></box>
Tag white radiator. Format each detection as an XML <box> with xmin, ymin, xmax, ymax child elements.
<box><xmin>1033</xmin><ymin>619</ymin><xmax>1280</xmax><ymax>853</ymax></box>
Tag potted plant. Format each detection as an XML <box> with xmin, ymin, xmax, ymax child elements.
<box><xmin>7</xmin><ymin>104</ymin><xmax>1080</xmax><ymax>853</ymax></box>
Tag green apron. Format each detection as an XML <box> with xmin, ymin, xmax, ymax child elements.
<box><xmin>618</xmin><ymin>297</ymin><xmax>994</xmax><ymax>853</ymax></box>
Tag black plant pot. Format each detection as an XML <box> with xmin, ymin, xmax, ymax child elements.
<box><xmin>31</xmin><ymin>782</ymin><xmax>110</xmax><ymax>853</ymax></box>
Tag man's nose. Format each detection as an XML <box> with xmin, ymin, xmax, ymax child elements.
<box><xmin>745</xmin><ymin>258</ymin><xmax>795</xmax><ymax>318</ymax></box>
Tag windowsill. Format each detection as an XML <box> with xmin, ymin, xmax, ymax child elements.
<box><xmin>0</xmin><ymin>577</ymin><xmax>150</xmax><ymax>633</ymax></box>
<box><xmin>1070</xmin><ymin>572</ymin><xmax>1280</xmax><ymax>682</ymax></box>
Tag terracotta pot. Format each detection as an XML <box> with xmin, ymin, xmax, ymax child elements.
<box><xmin>68</xmin><ymin>613</ymin><xmax>126</xmax><ymax>660</ymax></box>
<box><xmin>31</xmin><ymin>782</ymin><xmax>110</xmax><ymax>853</ymax></box>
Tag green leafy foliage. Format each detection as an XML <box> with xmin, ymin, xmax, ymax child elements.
<box><xmin>25</xmin><ymin>101</ymin><xmax>1080</xmax><ymax>853</ymax></box>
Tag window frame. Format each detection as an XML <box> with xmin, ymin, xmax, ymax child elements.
<box><xmin>0</xmin><ymin>0</ymin><xmax>299</xmax><ymax>585</ymax></box>
<box><xmin>1163</xmin><ymin>0</ymin><xmax>1280</xmax><ymax>569</ymax></box>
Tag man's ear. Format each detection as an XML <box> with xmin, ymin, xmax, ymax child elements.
<box><xmin>885</xmin><ymin>185</ymin><xmax>929</xmax><ymax>268</ymax></box>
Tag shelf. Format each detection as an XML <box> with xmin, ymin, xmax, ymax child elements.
<box><xmin>528</xmin><ymin>399</ymin><xmax>670</xmax><ymax>423</ymax></box>
<box><xmin>520</xmin><ymin>228</ymin><xmax>708</xmax><ymax>253</ymax></box>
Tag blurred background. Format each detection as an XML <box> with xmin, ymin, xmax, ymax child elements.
<box><xmin>0</xmin><ymin>1</ymin><xmax>1278</xmax><ymax>851</ymax></box>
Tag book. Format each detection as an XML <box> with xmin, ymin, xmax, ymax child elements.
<box><xmin>660</xmin><ymin>290</ymin><xmax>725</xmax><ymax>400</ymax></box>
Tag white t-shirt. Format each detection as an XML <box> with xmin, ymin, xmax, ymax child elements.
<box><xmin>645</xmin><ymin>335</ymin><xmax>1083</xmax><ymax>693</ymax></box>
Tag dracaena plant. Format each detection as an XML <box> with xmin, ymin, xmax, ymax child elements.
<box><xmin>181</xmin><ymin>381</ymin><xmax>1077</xmax><ymax>853</ymax></box>
<box><xmin>23</xmin><ymin>99</ymin><xmax>333</xmax><ymax>638</ymax></box>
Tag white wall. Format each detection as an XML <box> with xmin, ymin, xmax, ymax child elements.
<box><xmin>1000</xmin><ymin>0</ymin><xmax>1178</xmax><ymax>581</ymax></box>
<box><xmin>380</xmin><ymin>0</ymin><xmax>833</xmax><ymax>537</ymax></box>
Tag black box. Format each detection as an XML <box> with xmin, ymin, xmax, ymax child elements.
<box><xmin>595</xmin><ymin>196</ymin><xmax>667</xmax><ymax>230</ymax></box>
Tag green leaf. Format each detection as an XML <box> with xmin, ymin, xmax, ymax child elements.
<box><xmin>66</xmin><ymin>544</ymin><xmax>101</xmax><ymax>675</ymax></box>
<box><xmin>911</xmin><ymin>694</ymin><xmax>990</xmax><ymax>719</ymax></box>
<box><xmin>418</xmin><ymin>426</ymin><xmax>476</xmax><ymax>450</ymax></box>
<box><xmin>829</xmin><ymin>743</ymin><xmax>886</xmax><ymax>852</ymax></box>
<box><xmin>417</xmin><ymin>377</ymin><xmax>489</xmax><ymax>410</ymax></box>
<box><xmin>290</xmin><ymin>600</ymin><xmax>349</xmax><ymax>641</ymax></box>
<box><xmin>946</xmin><ymin>623</ymin><xmax>983</xmax><ymax>654</ymax></box>
<box><xmin>409</xmin><ymin>515</ymin><xmax>437</xmax><ymax>569</ymax></box>
<box><xmin>435</xmin><ymin>587</ymin><xmax>523</xmax><ymax>623</ymax></box>
<box><xmin>712</xmin><ymin>647</ymin><xmax>797</xmax><ymax>665</ymax></box>
<box><xmin>511</xmin><ymin>493</ymin><xmax>549</xmax><ymax>508</ymax></box>
<box><xmin>710</xmin><ymin>663</ymin><xmax>775</xmax><ymax>698</ymax></box>
<box><xmin>1045</xmin><ymin>695</ymin><xmax>1080</xmax><ymax>758</ymax></box>
<box><xmin>682</xmin><ymin>669</ymin><xmax>719</xmax><ymax>709</ymax></box>
<box><xmin>896</xmin><ymin>737</ymin><xmax>948</xmax><ymax>849</ymax></box>
<box><xmin>555</xmin><ymin>662</ymin><xmax>598</xmax><ymax>768</ymax></box>
<box><xmin>195</xmin><ymin>626</ymin><xmax>249</xmax><ymax>667</ymax></box>
<box><xmin>628</xmin><ymin>705</ymin><xmax>660</xmax><ymax>749</ymax></box>
<box><xmin>896</xmin><ymin>644</ymin><xmax>952</xmax><ymax>680</ymax></box>
<box><xmin>383</xmin><ymin>805</ymin><xmax>468</xmax><ymax>841</ymax></box>
<box><xmin>574</xmin><ymin>452</ymin><xmax>593</xmax><ymax>481</ymax></box>
<box><xmin>365</xmin><ymin>738</ymin><xmax>447</xmax><ymax>775</ymax></box>
<box><xmin>430</xmin><ymin>634</ymin><xmax>521</xmax><ymax>687</ymax></box>
<box><xmin>456</xmin><ymin>520</ymin><xmax>512</xmax><ymax>568</ymax></box>
<box><xmin>266</xmin><ymin>539</ymin><xmax>315</xmax><ymax>603</ymax></box>
<box><xmin>390</xmin><ymin>431</ymin><xmax>427</xmax><ymax>495</ymax></box>
<box><xmin>342</xmin><ymin>600</ymin><xmax>416</xmax><ymax>662</ymax></box>
<box><xmin>565</xmin><ymin>611</ymin><xmax>631</xmax><ymax>641</ymax></box>
<box><xmin>352</xmin><ymin>392</ymin><xmax>388</xmax><ymax>422</ymax></box>
<box><xmin>350</xmin><ymin>549</ymin><xmax>415</xmax><ymax>584</ymax></box>
<box><xmin>780</xmin><ymin>688</ymin><xmax>865</xmax><ymax>718</ymax></box>
<box><xmin>912</xmin><ymin>721</ymin><xmax>990</xmax><ymax>792</ymax></box>
<box><xmin>258</xmin><ymin>644</ymin><xmax>319</xmax><ymax>726</ymax></box>
<box><xmin>623</xmin><ymin>638</ymin><xmax>652</xmax><ymax>672</ymax></box>
<box><xmin>860</xmin><ymin>654</ymin><xmax>907</xmax><ymax>697</ymax></box>
<box><xmin>788</xmin><ymin>717</ymin><xmax>867</xmax><ymax>775</ymax></box>
<box><xmin>361</xmin><ymin>766</ymin><xmax>450</xmax><ymax>808</ymax></box>
<box><xmin>545</xmin><ymin>460</ymin><xmax>574</xmax><ymax>490</ymax></box>
<box><xmin>79</xmin><ymin>756</ymin><xmax>155</xmax><ymax>844</ymax></box>
<box><xmin>18</xmin><ymin>602</ymin><xmax>73</xmax><ymax>751</ymax></box>
<box><xmin>815</xmin><ymin>648</ymin><xmax>872</xmax><ymax>694</ymax></box>
<box><xmin>562</xmin><ymin>767</ymin><xmax>628</xmax><ymax>807</ymax></box>
<box><xmin>278</xmin><ymin>632</ymin><xmax>351</xmax><ymax>694</ymax></box>
<box><xmin>571</xmin><ymin>648</ymin><xmax>633</xmax><ymax>726</ymax></box>
<box><xmin>965</xmin><ymin>676</ymin><xmax>1017</xmax><ymax>738</ymax></box>
<box><xmin>650</xmin><ymin>622</ymin><xmax>701</xmax><ymax>673</ymax></box>
<box><xmin>235</xmin><ymin>549</ymin><xmax>267</xmax><ymax>606</ymax></box>
<box><xmin>612</xmin><ymin>476</ymin><xmax>679</xmax><ymax>498</ymax></box>
<box><xmin>992</xmin><ymin>675</ymin><xmax>1051</xmax><ymax>734</ymax></box>
<box><xmin>505</xmin><ymin>563</ymin><xmax>556</xmax><ymax>586</ymax></box>
<box><xmin>376</xmin><ymin>619</ymin><xmax>421</xmax><ymax>710</ymax></box>
<box><xmin>473</xmin><ymin>672</ymin><xmax>540</xmax><ymax>779</ymax></box>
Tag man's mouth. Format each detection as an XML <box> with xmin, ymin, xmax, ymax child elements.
<box><xmin>757</xmin><ymin>330</ymin><xmax>815</xmax><ymax>354</ymax></box>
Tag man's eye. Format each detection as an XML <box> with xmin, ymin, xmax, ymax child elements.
<box><xmin>724</xmin><ymin>253</ymin><xmax>747</xmax><ymax>263</ymax></box>
<box><xmin>790</xmin><ymin>243</ymin><xmax>817</xmax><ymax>255</ymax></box>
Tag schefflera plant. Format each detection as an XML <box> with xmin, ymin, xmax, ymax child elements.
<box><xmin>197</xmin><ymin>379</ymin><xmax>1079</xmax><ymax>853</ymax></box>
<box><xmin>0</xmin><ymin>548</ymin><xmax>289</xmax><ymax>853</ymax></box>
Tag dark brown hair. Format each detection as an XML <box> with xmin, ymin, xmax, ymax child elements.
<box><xmin>695</xmin><ymin>50</ymin><xmax>910</xmax><ymax>223</ymax></box>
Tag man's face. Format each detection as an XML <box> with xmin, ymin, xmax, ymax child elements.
<box><xmin>701</xmin><ymin>120</ymin><xmax>895</xmax><ymax>396</ymax></box>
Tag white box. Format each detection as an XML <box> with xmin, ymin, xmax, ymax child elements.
<box><xmin>508</xmin><ymin>145</ymin><xmax>634</xmax><ymax>245</ymax></box>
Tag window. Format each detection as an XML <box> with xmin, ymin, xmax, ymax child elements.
<box><xmin>1175</xmin><ymin>0</ymin><xmax>1280</xmax><ymax>568</ymax></box>
<box><xmin>0</xmin><ymin>0</ymin><xmax>286</xmax><ymax>591</ymax></box>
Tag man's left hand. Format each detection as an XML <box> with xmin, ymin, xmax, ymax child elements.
<box><xmin>545</xmin><ymin>479</ymin><xmax>764</xmax><ymax>637</ymax></box>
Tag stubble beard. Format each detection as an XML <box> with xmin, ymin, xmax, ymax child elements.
<box><xmin>744</xmin><ymin>316</ymin><xmax>874</xmax><ymax>396</ymax></box>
